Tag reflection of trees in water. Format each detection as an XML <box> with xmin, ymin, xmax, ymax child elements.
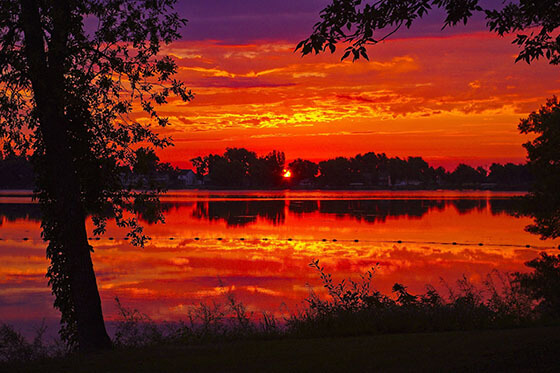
<box><xmin>519</xmin><ymin>194</ymin><xmax>560</xmax><ymax>240</ymax></box>
<box><xmin>489</xmin><ymin>199</ymin><xmax>523</xmax><ymax>216</ymax></box>
<box><xmin>0</xmin><ymin>203</ymin><xmax>42</xmax><ymax>223</ymax></box>
<box><xmin>190</xmin><ymin>198</ymin><xmax>522</xmax><ymax>226</ymax></box>
<box><xmin>2</xmin><ymin>198</ymin><xmax>525</xmax><ymax>228</ymax></box>
<box><xmin>316</xmin><ymin>199</ymin><xmax>520</xmax><ymax>222</ymax></box>
<box><xmin>289</xmin><ymin>200</ymin><xmax>319</xmax><ymax>214</ymax></box>
<box><xmin>453</xmin><ymin>199</ymin><xmax>487</xmax><ymax>215</ymax></box>
<box><xmin>0</xmin><ymin>202</ymin><xmax>198</xmax><ymax>226</ymax></box>
<box><xmin>137</xmin><ymin>202</ymin><xmax>194</xmax><ymax>225</ymax></box>
<box><xmin>317</xmin><ymin>200</ymin><xmax>445</xmax><ymax>223</ymax></box>
<box><xmin>192</xmin><ymin>200</ymin><xmax>286</xmax><ymax>227</ymax></box>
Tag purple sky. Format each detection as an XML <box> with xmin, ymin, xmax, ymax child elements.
<box><xmin>174</xmin><ymin>0</ymin><xmax>497</xmax><ymax>43</ymax></box>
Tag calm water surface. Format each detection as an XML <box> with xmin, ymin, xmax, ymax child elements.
<box><xmin>1</xmin><ymin>190</ymin><xmax>558</xmax><ymax>329</ymax></box>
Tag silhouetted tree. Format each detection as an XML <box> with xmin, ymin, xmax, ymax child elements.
<box><xmin>405</xmin><ymin>156</ymin><xmax>431</xmax><ymax>183</ymax></box>
<box><xmin>133</xmin><ymin>148</ymin><xmax>161</xmax><ymax>176</ymax></box>
<box><xmin>319</xmin><ymin>157</ymin><xmax>353</xmax><ymax>186</ymax></box>
<box><xmin>245</xmin><ymin>149</ymin><xmax>286</xmax><ymax>187</ymax></box>
<box><xmin>487</xmin><ymin>163</ymin><xmax>532</xmax><ymax>186</ymax></box>
<box><xmin>191</xmin><ymin>148</ymin><xmax>286</xmax><ymax>188</ymax></box>
<box><xmin>476</xmin><ymin>166</ymin><xmax>488</xmax><ymax>180</ymax></box>
<box><xmin>450</xmin><ymin>164</ymin><xmax>485</xmax><ymax>185</ymax></box>
<box><xmin>289</xmin><ymin>158</ymin><xmax>319</xmax><ymax>184</ymax></box>
<box><xmin>224</xmin><ymin>148</ymin><xmax>258</xmax><ymax>177</ymax></box>
<box><xmin>128</xmin><ymin>147</ymin><xmax>180</xmax><ymax>189</ymax></box>
<box><xmin>354</xmin><ymin>152</ymin><xmax>380</xmax><ymax>185</ymax></box>
<box><xmin>191</xmin><ymin>155</ymin><xmax>208</xmax><ymax>177</ymax></box>
<box><xmin>297</xmin><ymin>0</ymin><xmax>560</xmax><ymax>65</ymax></box>
<box><xmin>387</xmin><ymin>157</ymin><xmax>407</xmax><ymax>185</ymax></box>
<box><xmin>211</xmin><ymin>154</ymin><xmax>247</xmax><ymax>187</ymax></box>
<box><xmin>434</xmin><ymin>166</ymin><xmax>448</xmax><ymax>185</ymax></box>
<box><xmin>518</xmin><ymin>97</ymin><xmax>560</xmax><ymax>239</ymax></box>
<box><xmin>0</xmin><ymin>0</ymin><xmax>191</xmax><ymax>350</ymax></box>
<box><xmin>191</xmin><ymin>149</ymin><xmax>537</xmax><ymax>189</ymax></box>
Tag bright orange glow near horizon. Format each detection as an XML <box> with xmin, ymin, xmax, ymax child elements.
<box><xmin>282</xmin><ymin>169</ymin><xmax>291</xmax><ymax>178</ymax></box>
<box><xmin>141</xmin><ymin>31</ymin><xmax>559</xmax><ymax>171</ymax></box>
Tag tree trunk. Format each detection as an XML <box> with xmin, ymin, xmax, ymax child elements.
<box><xmin>20</xmin><ymin>0</ymin><xmax>111</xmax><ymax>351</ymax></box>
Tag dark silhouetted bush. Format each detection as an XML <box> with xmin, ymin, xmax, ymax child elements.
<box><xmin>514</xmin><ymin>253</ymin><xmax>560</xmax><ymax>318</ymax></box>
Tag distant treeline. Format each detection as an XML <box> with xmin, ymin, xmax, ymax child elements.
<box><xmin>1</xmin><ymin>149</ymin><xmax>533</xmax><ymax>190</ymax></box>
<box><xmin>191</xmin><ymin>148</ymin><xmax>533</xmax><ymax>190</ymax></box>
<box><xmin>0</xmin><ymin>198</ymin><xmax>520</xmax><ymax>225</ymax></box>
<box><xmin>0</xmin><ymin>150</ymin><xmax>186</xmax><ymax>190</ymax></box>
<box><xmin>0</xmin><ymin>155</ymin><xmax>34</xmax><ymax>189</ymax></box>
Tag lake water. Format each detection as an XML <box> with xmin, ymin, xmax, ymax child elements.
<box><xmin>1</xmin><ymin>190</ymin><xmax>558</xmax><ymax>332</ymax></box>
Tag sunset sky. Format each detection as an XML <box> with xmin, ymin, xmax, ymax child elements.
<box><xmin>150</xmin><ymin>0</ymin><xmax>559</xmax><ymax>170</ymax></box>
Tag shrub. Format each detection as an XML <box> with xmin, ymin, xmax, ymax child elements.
<box><xmin>0</xmin><ymin>321</ymin><xmax>66</xmax><ymax>363</ymax></box>
<box><xmin>113</xmin><ymin>297</ymin><xmax>164</xmax><ymax>347</ymax></box>
<box><xmin>286</xmin><ymin>260</ymin><xmax>536</xmax><ymax>337</ymax></box>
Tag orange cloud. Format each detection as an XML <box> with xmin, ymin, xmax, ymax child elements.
<box><xmin>146</xmin><ymin>33</ymin><xmax>560</xmax><ymax>169</ymax></box>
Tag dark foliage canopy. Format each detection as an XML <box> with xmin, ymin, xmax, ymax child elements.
<box><xmin>514</xmin><ymin>253</ymin><xmax>560</xmax><ymax>317</ymax></box>
<box><xmin>297</xmin><ymin>0</ymin><xmax>560</xmax><ymax>64</ymax></box>
<box><xmin>0</xmin><ymin>0</ymin><xmax>192</xmax><ymax>240</ymax></box>
<box><xmin>0</xmin><ymin>0</ymin><xmax>191</xmax><ymax>349</ymax></box>
<box><xmin>190</xmin><ymin>147</ymin><xmax>531</xmax><ymax>189</ymax></box>
<box><xmin>191</xmin><ymin>148</ymin><xmax>286</xmax><ymax>188</ymax></box>
<box><xmin>518</xmin><ymin>97</ymin><xmax>560</xmax><ymax>239</ymax></box>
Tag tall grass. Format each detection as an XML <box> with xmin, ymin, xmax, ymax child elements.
<box><xmin>0</xmin><ymin>321</ymin><xmax>67</xmax><ymax>363</ymax></box>
<box><xmin>112</xmin><ymin>288</ymin><xmax>281</xmax><ymax>348</ymax></box>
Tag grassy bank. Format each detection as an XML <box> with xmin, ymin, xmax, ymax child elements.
<box><xmin>4</xmin><ymin>326</ymin><xmax>560</xmax><ymax>372</ymax></box>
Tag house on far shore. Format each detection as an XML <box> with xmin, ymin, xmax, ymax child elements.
<box><xmin>177</xmin><ymin>169</ymin><xmax>199</xmax><ymax>187</ymax></box>
<box><xmin>298</xmin><ymin>178</ymin><xmax>315</xmax><ymax>188</ymax></box>
<box><xmin>394</xmin><ymin>179</ymin><xmax>423</xmax><ymax>187</ymax></box>
<box><xmin>378</xmin><ymin>172</ymin><xmax>391</xmax><ymax>187</ymax></box>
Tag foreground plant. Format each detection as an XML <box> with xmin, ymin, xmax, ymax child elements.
<box><xmin>287</xmin><ymin>259</ymin><xmax>538</xmax><ymax>336</ymax></box>
<box><xmin>0</xmin><ymin>322</ymin><xmax>67</xmax><ymax>363</ymax></box>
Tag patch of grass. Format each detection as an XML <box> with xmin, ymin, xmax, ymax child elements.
<box><xmin>4</xmin><ymin>326</ymin><xmax>560</xmax><ymax>372</ymax></box>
